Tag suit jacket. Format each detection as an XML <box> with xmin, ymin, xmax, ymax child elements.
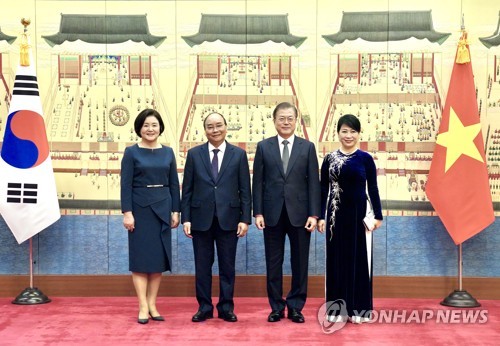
<box><xmin>181</xmin><ymin>141</ymin><xmax>252</xmax><ymax>231</ymax></box>
<box><xmin>121</xmin><ymin>144</ymin><xmax>181</xmax><ymax>218</ymax></box>
<box><xmin>252</xmin><ymin>136</ymin><xmax>320</xmax><ymax>228</ymax></box>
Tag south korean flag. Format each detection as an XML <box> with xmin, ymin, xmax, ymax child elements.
<box><xmin>0</xmin><ymin>28</ymin><xmax>60</xmax><ymax>244</ymax></box>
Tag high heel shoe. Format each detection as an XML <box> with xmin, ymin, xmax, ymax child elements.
<box><xmin>137</xmin><ymin>317</ymin><xmax>149</xmax><ymax>324</ymax></box>
<box><xmin>149</xmin><ymin>312</ymin><xmax>165</xmax><ymax>322</ymax></box>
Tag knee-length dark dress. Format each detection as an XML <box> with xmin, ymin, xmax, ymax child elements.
<box><xmin>121</xmin><ymin>144</ymin><xmax>180</xmax><ymax>273</ymax></box>
<box><xmin>320</xmin><ymin>149</ymin><xmax>382</xmax><ymax>317</ymax></box>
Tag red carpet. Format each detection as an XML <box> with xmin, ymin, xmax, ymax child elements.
<box><xmin>0</xmin><ymin>297</ymin><xmax>498</xmax><ymax>345</ymax></box>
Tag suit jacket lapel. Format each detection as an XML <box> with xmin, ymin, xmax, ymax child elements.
<box><xmin>271</xmin><ymin>136</ymin><xmax>286</xmax><ymax>178</ymax></box>
<box><xmin>286</xmin><ymin>137</ymin><xmax>302</xmax><ymax>177</ymax></box>
<box><xmin>199</xmin><ymin>143</ymin><xmax>214</xmax><ymax>182</ymax></box>
<box><xmin>217</xmin><ymin>142</ymin><xmax>234</xmax><ymax>183</ymax></box>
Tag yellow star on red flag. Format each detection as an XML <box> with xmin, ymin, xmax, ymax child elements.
<box><xmin>426</xmin><ymin>30</ymin><xmax>494</xmax><ymax>245</ymax></box>
<box><xmin>435</xmin><ymin>107</ymin><xmax>483</xmax><ymax>172</ymax></box>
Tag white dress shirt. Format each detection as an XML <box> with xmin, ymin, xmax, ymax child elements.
<box><xmin>208</xmin><ymin>141</ymin><xmax>226</xmax><ymax>172</ymax></box>
<box><xmin>277</xmin><ymin>134</ymin><xmax>295</xmax><ymax>157</ymax></box>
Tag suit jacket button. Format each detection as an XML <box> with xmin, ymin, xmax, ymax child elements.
<box><xmin>214</xmin><ymin>186</ymin><xmax>217</xmax><ymax>189</ymax></box>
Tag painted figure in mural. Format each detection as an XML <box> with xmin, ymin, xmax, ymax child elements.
<box><xmin>120</xmin><ymin>109</ymin><xmax>181</xmax><ymax>324</ymax></box>
<box><xmin>318</xmin><ymin>114</ymin><xmax>383</xmax><ymax>324</ymax></box>
<box><xmin>252</xmin><ymin>101</ymin><xmax>321</xmax><ymax>323</ymax></box>
<box><xmin>181</xmin><ymin>112</ymin><xmax>251</xmax><ymax>323</ymax></box>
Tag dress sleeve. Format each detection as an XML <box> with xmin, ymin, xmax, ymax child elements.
<box><xmin>365</xmin><ymin>153</ymin><xmax>383</xmax><ymax>220</ymax></box>
<box><xmin>320</xmin><ymin>155</ymin><xmax>330</xmax><ymax>220</ymax></box>
<box><xmin>120</xmin><ymin>147</ymin><xmax>134</xmax><ymax>213</ymax></box>
<box><xmin>168</xmin><ymin>147</ymin><xmax>181</xmax><ymax>213</ymax></box>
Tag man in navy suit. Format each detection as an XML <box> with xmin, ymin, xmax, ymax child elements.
<box><xmin>253</xmin><ymin>102</ymin><xmax>320</xmax><ymax>323</ymax></box>
<box><xmin>182</xmin><ymin>112</ymin><xmax>251</xmax><ymax>323</ymax></box>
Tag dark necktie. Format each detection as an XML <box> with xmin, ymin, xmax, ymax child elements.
<box><xmin>211</xmin><ymin>149</ymin><xmax>220</xmax><ymax>180</ymax></box>
<box><xmin>282</xmin><ymin>140</ymin><xmax>289</xmax><ymax>173</ymax></box>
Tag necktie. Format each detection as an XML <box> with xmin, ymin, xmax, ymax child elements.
<box><xmin>211</xmin><ymin>149</ymin><xmax>220</xmax><ymax>180</ymax></box>
<box><xmin>282</xmin><ymin>140</ymin><xmax>289</xmax><ymax>173</ymax></box>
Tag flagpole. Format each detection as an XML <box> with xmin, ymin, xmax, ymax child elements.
<box><xmin>426</xmin><ymin>15</ymin><xmax>491</xmax><ymax>308</ymax></box>
<box><xmin>29</xmin><ymin>237</ymin><xmax>33</xmax><ymax>288</ymax></box>
<box><xmin>458</xmin><ymin>244</ymin><xmax>462</xmax><ymax>291</ymax></box>
<box><xmin>440</xmin><ymin>243</ymin><xmax>480</xmax><ymax>308</ymax></box>
<box><xmin>12</xmin><ymin>237</ymin><xmax>51</xmax><ymax>305</ymax></box>
<box><xmin>7</xmin><ymin>19</ymin><xmax>53</xmax><ymax>305</ymax></box>
<box><xmin>440</xmin><ymin>18</ymin><xmax>481</xmax><ymax>308</ymax></box>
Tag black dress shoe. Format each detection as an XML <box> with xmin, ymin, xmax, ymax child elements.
<box><xmin>218</xmin><ymin>311</ymin><xmax>238</xmax><ymax>322</ymax></box>
<box><xmin>192</xmin><ymin>310</ymin><xmax>213</xmax><ymax>322</ymax></box>
<box><xmin>268</xmin><ymin>310</ymin><xmax>285</xmax><ymax>322</ymax></box>
<box><xmin>149</xmin><ymin>312</ymin><xmax>165</xmax><ymax>321</ymax></box>
<box><xmin>288</xmin><ymin>309</ymin><xmax>305</xmax><ymax>323</ymax></box>
<box><xmin>137</xmin><ymin>318</ymin><xmax>149</xmax><ymax>324</ymax></box>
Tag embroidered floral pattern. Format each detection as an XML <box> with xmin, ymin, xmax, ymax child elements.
<box><xmin>326</xmin><ymin>150</ymin><xmax>351</xmax><ymax>240</ymax></box>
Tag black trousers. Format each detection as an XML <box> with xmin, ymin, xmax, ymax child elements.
<box><xmin>192</xmin><ymin>216</ymin><xmax>238</xmax><ymax>314</ymax></box>
<box><xmin>263</xmin><ymin>204</ymin><xmax>311</xmax><ymax>312</ymax></box>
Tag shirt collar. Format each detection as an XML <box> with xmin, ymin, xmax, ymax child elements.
<box><xmin>208</xmin><ymin>141</ymin><xmax>226</xmax><ymax>153</ymax></box>
<box><xmin>277</xmin><ymin>134</ymin><xmax>295</xmax><ymax>146</ymax></box>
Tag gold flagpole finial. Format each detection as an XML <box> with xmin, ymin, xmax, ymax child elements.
<box><xmin>21</xmin><ymin>18</ymin><xmax>31</xmax><ymax>30</ymax></box>
<box><xmin>456</xmin><ymin>14</ymin><xmax>470</xmax><ymax>64</ymax></box>
<box><xmin>20</xmin><ymin>18</ymin><xmax>31</xmax><ymax>67</ymax></box>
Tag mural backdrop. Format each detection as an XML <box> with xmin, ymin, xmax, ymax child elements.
<box><xmin>0</xmin><ymin>0</ymin><xmax>499</xmax><ymax>277</ymax></box>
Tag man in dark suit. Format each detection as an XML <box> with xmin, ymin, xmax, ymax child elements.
<box><xmin>253</xmin><ymin>102</ymin><xmax>320</xmax><ymax>323</ymax></box>
<box><xmin>182</xmin><ymin>112</ymin><xmax>251</xmax><ymax>323</ymax></box>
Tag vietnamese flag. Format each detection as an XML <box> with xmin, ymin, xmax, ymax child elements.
<box><xmin>426</xmin><ymin>31</ymin><xmax>494</xmax><ymax>245</ymax></box>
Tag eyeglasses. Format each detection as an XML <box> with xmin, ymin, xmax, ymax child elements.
<box><xmin>275</xmin><ymin>117</ymin><xmax>296</xmax><ymax>124</ymax></box>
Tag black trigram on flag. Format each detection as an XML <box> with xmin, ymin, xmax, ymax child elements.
<box><xmin>6</xmin><ymin>183</ymin><xmax>38</xmax><ymax>204</ymax></box>
<box><xmin>13</xmin><ymin>75</ymin><xmax>39</xmax><ymax>96</ymax></box>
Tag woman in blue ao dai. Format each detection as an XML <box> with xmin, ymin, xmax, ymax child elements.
<box><xmin>318</xmin><ymin>114</ymin><xmax>383</xmax><ymax>324</ymax></box>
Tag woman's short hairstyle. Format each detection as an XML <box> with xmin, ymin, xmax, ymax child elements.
<box><xmin>134</xmin><ymin>109</ymin><xmax>165</xmax><ymax>137</ymax></box>
<box><xmin>272</xmin><ymin>101</ymin><xmax>298</xmax><ymax>120</ymax></box>
<box><xmin>337</xmin><ymin>114</ymin><xmax>361</xmax><ymax>133</ymax></box>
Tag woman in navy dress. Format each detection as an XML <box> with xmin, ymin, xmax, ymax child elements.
<box><xmin>318</xmin><ymin>114</ymin><xmax>383</xmax><ymax>324</ymax></box>
<box><xmin>121</xmin><ymin>109</ymin><xmax>180</xmax><ymax>324</ymax></box>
